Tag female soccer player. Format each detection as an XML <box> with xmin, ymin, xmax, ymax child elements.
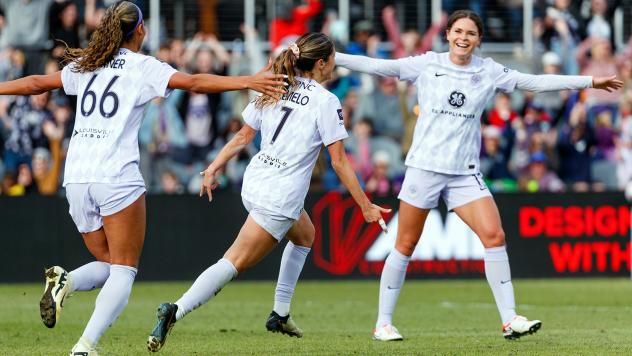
<box><xmin>146</xmin><ymin>32</ymin><xmax>390</xmax><ymax>352</ymax></box>
<box><xmin>0</xmin><ymin>2</ymin><xmax>285</xmax><ymax>355</ymax></box>
<box><xmin>335</xmin><ymin>10</ymin><xmax>623</xmax><ymax>341</ymax></box>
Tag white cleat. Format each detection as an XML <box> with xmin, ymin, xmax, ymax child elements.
<box><xmin>69</xmin><ymin>337</ymin><xmax>99</xmax><ymax>356</ymax></box>
<box><xmin>40</xmin><ymin>266</ymin><xmax>72</xmax><ymax>328</ymax></box>
<box><xmin>503</xmin><ymin>315</ymin><xmax>542</xmax><ymax>340</ymax></box>
<box><xmin>373</xmin><ymin>324</ymin><xmax>404</xmax><ymax>341</ymax></box>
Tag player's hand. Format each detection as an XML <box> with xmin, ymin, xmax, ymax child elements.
<box><xmin>593</xmin><ymin>75</ymin><xmax>623</xmax><ymax>92</ymax></box>
<box><xmin>199</xmin><ymin>167</ymin><xmax>220</xmax><ymax>202</ymax></box>
<box><xmin>247</xmin><ymin>59</ymin><xmax>287</xmax><ymax>99</ymax></box>
<box><xmin>362</xmin><ymin>204</ymin><xmax>392</xmax><ymax>233</ymax></box>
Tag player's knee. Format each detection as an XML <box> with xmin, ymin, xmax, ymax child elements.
<box><xmin>395</xmin><ymin>238</ymin><xmax>417</xmax><ymax>256</ymax></box>
<box><xmin>109</xmin><ymin>257</ymin><xmax>139</xmax><ymax>268</ymax></box>
<box><xmin>300</xmin><ymin>223</ymin><xmax>316</xmax><ymax>247</ymax></box>
<box><xmin>481</xmin><ymin>227</ymin><xmax>505</xmax><ymax>248</ymax></box>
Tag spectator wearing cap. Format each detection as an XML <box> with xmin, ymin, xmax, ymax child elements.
<box><xmin>346</xmin><ymin>20</ymin><xmax>386</xmax><ymax>58</ymax></box>
<box><xmin>519</xmin><ymin>151</ymin><xmax>565</xmax><ymax>192</ymax></box>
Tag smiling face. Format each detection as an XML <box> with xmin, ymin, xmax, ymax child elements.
<box><xmin>446</xmin><ymin>17</ymin><xmax>482</xmax><ymax>65</ymax></box>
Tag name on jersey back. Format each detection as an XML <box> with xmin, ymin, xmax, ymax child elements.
<box><xmin>281</xmin><ymin>80</ymin><xmax>316</xmax><ymax>106</ymax></box>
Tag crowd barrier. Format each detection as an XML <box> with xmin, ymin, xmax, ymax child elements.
<box><xmin>1</xmin><ymin>192</ymin><xmax>629</xmax><ymax>282</ymax></box>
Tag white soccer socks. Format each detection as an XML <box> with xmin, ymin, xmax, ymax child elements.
<box><xmin>81</xmin><ymin>264</ymin><xmax>137</xmax><ymax>347</ymax></box>
<box><xmin>175</xmin><ymin>258</ymin><xmax>238</xmax><ymax>321</ymax></box>
<box><xmin>376</xmin><ymin>249</ymin><xmax>410</xmax><ymax>328</ymax></box>
<box><xmin>273</xmin><ymin>241</ymin><xmax>311</xmax><ymax>317</ymax></box>
<box><xmin>69</xmin><ymin>261</ymin><xmax>111</xmax><ymax>292</ymax></box>
<box><xmin>484</xmin><ymin>245</ymin><xmax>517</xmax><ymax>324</ymax></box>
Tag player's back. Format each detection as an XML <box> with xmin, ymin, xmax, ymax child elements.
<box><xmin>241</xmin><ymin>77</ymin><xmax>347</xmax><ymax>219</ymax></box>
<box><xmin>61</xmin><ymin>48</ymin><xmax>175</xmax><ymax>186</ymax></box>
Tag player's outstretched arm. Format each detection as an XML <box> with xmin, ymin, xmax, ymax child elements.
<box><xmin>0</xmin><ymin>71</ymin><xmax>62</xmax><ymax>96</ymax></box>
<box><xmin>327</xmin><ymin>140</ymin><xmax>391</xmax><ymax>231</ymax></box>
<box><xmin>199</xmin><ymin>124</ymin><xmax>258</xmax><ymax>202</ymax></box>
<box><xmin>168</xmin><ymin>60</ymin><xmax>286</xmax><ymax>97</ymax></box>
<box><xmin>514</xmin><ymin>72</ymin><xmax>623</xmax><ymax>93</ymax></box>
<box><xmin>335</xmin><ymin>52</ymin><xmax>404</xmax><ymax>78</ymax></box>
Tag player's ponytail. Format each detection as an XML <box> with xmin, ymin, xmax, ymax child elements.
<box><xmin>63</xmin><ymin>1</ymin><xmax>142</xmax><ymax>73</ymax></box>
<box><xmin>255</xmin><ymin>32</ymin><xmax>334</xmax><ymax>109</ymax></box>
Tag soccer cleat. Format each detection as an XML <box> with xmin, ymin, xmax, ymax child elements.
<box><xmin>373</xmin><ymin>324</ymin><xmax>404</xmax><ymax>341</ymax></box>
<box><xmin>147</xmin><ymin>303</ymin><xmax>178</xmax><ymax>352</ymax></box>
<box><xmin>40</xmin><ymin>266</ymin><xmax>72</xmax><ymax>328</ymax></box>
<box><xmin>265</xmin><ymin>311</ymin><xmax>303</xmax><ymax>338</ymax></box>
<box><xmin>69</xmin><ymin>337</ymin><xmax>99</xmax><ymax>356</ymax></box>
<box><xmin>503</xmin><ymin>315</ymin><xmax>542</xmax><ymax>340</ymax></box>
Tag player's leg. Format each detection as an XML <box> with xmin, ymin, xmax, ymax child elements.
<box><xmin>41</xmin><ymin>185</ymin><xmax>112</xmax><ymax>329</ymax></box>
<box><xmin>374</xmin><ymin>167</ymin><xmax>440</xmax><ymax>341</ymax></box>
<box><xmin>267</xmin><ymin>210</ymin><xmax>314</xmax><ymax>338</ymax></box>
<box><xmin>452</xmin><ymin>195</ymin><xmax>541</xmax><ymax>339</ymax></box>
<box><xmin>374</xmin><ymin>200</ymin><xmax>429</xmax><ymax>341</ymax></box>
<box><xmin>73</xmin><ymin>189</ymin><xmax>146</xmax><ymax>354</ymax></box>
<box><xmin>148</xmin><ymin>215</ymin><xmax>278</xmax><ymax>352</ymax></box>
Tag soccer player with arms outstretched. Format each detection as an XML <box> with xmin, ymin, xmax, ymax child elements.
<box><xmin>146</xmin><ymin>32</ymin><xmax>390</xmax><ymax>352</ymax></box>
<box><xmin>335</xmin><ymin>10</ymin><xmax>623</xmax><ymax>341</ymax></box>
<box><xmin>0</xmin><ymin>2</ymin><xmax>285</xmax><ymax>355</ymax></box>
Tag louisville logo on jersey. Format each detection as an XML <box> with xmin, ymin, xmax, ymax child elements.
<box><xmin>337</xmin><ymin>109</ymin><xmax>344</xmax><ymax>125</ymax></box>
<box><xmin>448</xmin><ymin>90</ymin><xmax>466</xmax><ymax>108</ymax></box>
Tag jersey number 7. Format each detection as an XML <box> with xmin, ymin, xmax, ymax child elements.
<box><xmin>270</xmin><ymin>106</ymin><xmax>294</xmax><ymax>144</ymax></box>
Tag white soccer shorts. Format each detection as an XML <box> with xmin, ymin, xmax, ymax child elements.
<box><xmin>65</xmin><ymin>182</ymin><xmax>146</xmax><ymax>233</ymax></box>
<box><xmin>398</xmin><ymin>167</ymin><xmax>492</xmax><ymax>211</ymax></box>
<box><xmin>242</xmin><ymin>199</ymin><xmax>296</xmax><ymax>242</ymax></box>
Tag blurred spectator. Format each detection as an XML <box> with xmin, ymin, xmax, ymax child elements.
<box><xmin>529</xmin><ymin>52</ymin><xmax>569</xmax><ymax>122</ymax></box>
<box><xmin>509</xmin><ymin>104</ymin><xmax>553</xmax><ymax>174</ymax></box>
<box><xmin>583</xmin><ymin>0</ymin><xmax>615</xmax><ymax>43</ymax></box>
<box><xmin>557</xmin><ymin>102</ymin><xmax>595</xmax><ymax>191</ymax></box>
<box><xmin>1</xmin><ymin>170</ymin><xmax>23</xmax><ymax>196</ymax></box>
<box><xmin>0</xmin><ymin>47</ymin><xmax>25</xmax><ymax>82</ymax></box>
<box><xmin>354</xmin><ymin>77</ymin><xmax>404</xmax><ymax>140</ymax></box>
<box><xmin>0</xmin><ymin>0</ymin><xmax>54</xmax><ymax>75</ymax></box>
<box><xmin>345</xmin><ymin>118</ymin><xmax>374</xmax><ymax>180</ymax></box>
<box><xmin>518</xmin><ymin>151</ymin><xmax>565</xmax><ymax>192</ymax></box>
<box><xmin>269</xmin><ymin>0</ymin><xmax>322</xmax><ymax>50</ymax></box>
<box><xmin>540</xmin><ymin>0</ymin><xmax>584</xmax><ymax>74</ymax></box>
<box><xmin>159</xmin><ymin>170</ymin><xmax>184</xmax><ymax>195</ymax></box>
<box><xmin>139</xmin><ymin>91</ymin><xmax>188</xmax><ymax>191</ymax></box>
<box><xmin>50</xmin><ymin>0</ymin><xmax>80</xmax><ymax>60</ymax></box>
<box><xmin>346</xmin><ymin>20</ymin><xmax>385</xmax><ymax>58</ymax></box>
<box><xmin>593</xmin><ymin>108</ymin><xmax>616</xmax><ymax>160</ymax></box>
<box><xmin>2</xmin><ymin>93</ymin><xmax>52</xmax><ymax>172</ymax></box>
<box><xmin>218</xmin><ymin>118</ymin><xmax>254</xmax><ymax>189</ymax></box>
<box><xmin>617</xmin><ymin>95</ymin><xmax>632</xmax><ymax>189</ymax></box>
<box><xmin>576</xmin><ymin>37</ymin><xmax>620</xmax><ymax>110</ymax></box>
<box><xmin>365</xmin><ymin>151</ymin><xmax>393</xmax><ymax>197</ymax></box>
<box><xmin>381</xmin><ymin>6</ymin><xmax>446</xmax><ymax>59</ymax></box>
<box><xmin>17</xmin><ymin>163</ymin><xmax>36</xmax><ymax>195</ymax></box>
<box><xmin>480</xmin><ymin>126</ymin><xmax>516</xmax><ymax>192</ymax></box>
<box><xmin>487</xmin><ymin>92</ymin><xmax>520</xmax><ymax>129</ymax></box>
<box><xmin>178</xmin><ymin>38</ymin><xmax>227</xmax><ymax>164</ymax></box>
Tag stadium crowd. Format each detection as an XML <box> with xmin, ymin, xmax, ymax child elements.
<box><xmin>0</xmin><ymin>0</ymin><xmax>631</xmax><ymax>196</ymax></box>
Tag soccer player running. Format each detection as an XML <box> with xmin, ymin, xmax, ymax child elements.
<box><xmin>0</xmin><ymin>2</ymin><xmax>286</xmax><ymax>355</ymax></box>
<box><xmin>147</xmin><ymin>32</ymin><xmax>390</xmax><ymax>352</ymax></box>
<box><xmin>335</xmin><ymin>10</ymin><xmax>623</xmax><ymax>341</ymax></box>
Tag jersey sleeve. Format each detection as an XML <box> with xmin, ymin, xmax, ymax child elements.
<box><xmin>242</xmin><ymin>100</ymin><xmax>262</xmax><ymax>130</ymax></box>
<box><xmin>138</xmin><ymin>56</ymin><xmax>178</xmax><ymax>105</ymax></box>
<box><xmin>60</xmin><ymin>64</ymin><xmax>80</xmax><ymax>96</ymax></box>
<box><xmin>489</xmin><ymin>59</ymin><xmax>518</xmax><ymax>93</ymax></box>
<box><xmin>397</xmin><ymin>54</ymin><xmax>428</xmax><ymax>82</ymax></box>
<box><xmin>317</xmin><ymin>95</ymin><xmax>348</xmax><ymax>146</ymax></box>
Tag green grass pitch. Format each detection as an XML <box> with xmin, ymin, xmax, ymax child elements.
<box><xmin>2</xmin><ymin>279</ymin><xmax>632</xmax><ymax>355</ymax></box>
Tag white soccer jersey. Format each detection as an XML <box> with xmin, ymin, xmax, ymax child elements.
<box><xmin>241</xmin><ymin>77</ymin><xmax>348</xmax><ymax>219</ymax></box>
<box><xmin>61</xmin><ymin>48</ymin><xmax>177</xmax><ymax>186</ymax></box>
<box><xmin>393</xmin><ymin>52</ymin><xmax>517</xmax><ymax>174</ymax></box>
